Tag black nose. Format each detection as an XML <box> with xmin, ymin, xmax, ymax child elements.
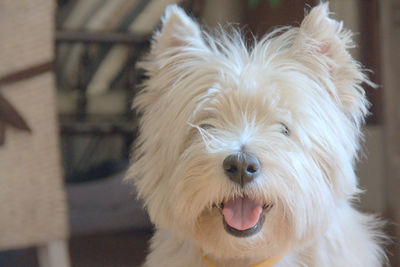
<box><xmin>222</xmin><ymin>152</ymin><xmax>261</xmax><ymax>187</ymax></box>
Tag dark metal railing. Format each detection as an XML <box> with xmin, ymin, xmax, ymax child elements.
<box><xmin>56</xmin><ymin>31</ymin><xmax>149</xmax><ymax>134</ymax></box>
<box><xmin>55</xmin><ymin>31</ymin><xmax>151</xmax><ymax>45</ymax></box>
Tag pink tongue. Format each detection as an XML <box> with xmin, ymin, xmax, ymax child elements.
<box><xmin>222</xmin><ymin>196</ymin><xmax>263</xmax><ymax>231</ymax></box>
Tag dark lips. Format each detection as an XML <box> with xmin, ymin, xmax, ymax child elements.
<box><xmin>223</xmin><ymin>213</ymin><xmax>265</xmax><ymax>237</ymax></box>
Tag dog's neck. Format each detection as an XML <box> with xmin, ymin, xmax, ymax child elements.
<box><xmin>202</xmin><ymin>252</ymin><xmax>284</xmax><ymax>267</ymax></box>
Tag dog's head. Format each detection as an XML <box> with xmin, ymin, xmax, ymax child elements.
<box><xmin>126</xmin><ymin>3</ymin><xmax>370</xmax><ymax>260</ymax></box>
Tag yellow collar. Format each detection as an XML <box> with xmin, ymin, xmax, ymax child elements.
<box><xmin>202</xmin><ymin>253</ymin><xmax>284</xmax><ymax>267</ymax></box>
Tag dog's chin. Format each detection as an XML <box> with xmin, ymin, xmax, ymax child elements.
<box><xmin>214</xmin><ymin>196</ymin><xmax>273</xmax><ymax>238</ymax></box>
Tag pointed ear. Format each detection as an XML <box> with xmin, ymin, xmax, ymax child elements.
<box><xmin>152</xmin><ymin>5</ymin><xmax>203</xmax><ymax>55</ymax></box>
<box><xmin>295</xmin><ymin>3</ymin><xmax>370</xmax><ymax>124</ymax></box>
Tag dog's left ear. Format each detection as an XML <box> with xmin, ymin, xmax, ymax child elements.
<box><xmin>295</xmin><ymin>3</ymin><xmax>369</xmax><ymax>124</ymax></box>
<box><xmin>151</xmin><ymin>5</ymin><xmax>203</xmax><ymax>56</ymax></box>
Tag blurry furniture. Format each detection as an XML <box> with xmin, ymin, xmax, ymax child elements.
<box><xmin>0</xmin><ymin>0</ymin><xmax>70</xmax><ymax>266</ymax></box>
<box><xmin>55</xmin><ymin>0</ymin><xmax>199</xmax><ymax>235</ymax></box>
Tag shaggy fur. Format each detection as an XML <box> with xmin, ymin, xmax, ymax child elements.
<box><xmin>125</xmin><ymin>3</ymin><xmax>386</xmax><ymax>267</ymax></box>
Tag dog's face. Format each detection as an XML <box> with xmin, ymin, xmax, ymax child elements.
<box><xmin>126</xmin><ymin>3</ymin><xmax>369</xmax><ymax>260</ymax></box>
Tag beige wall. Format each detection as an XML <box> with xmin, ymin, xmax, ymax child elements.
<box><xmin>357</xmin><ymin>126</ymin><xmax>385</xmax><ymax>212</ymax></box>
<box><xmin>379</xmin><ymin>0</ymin><xmax>400</xmax><ymax>265</ymax></box>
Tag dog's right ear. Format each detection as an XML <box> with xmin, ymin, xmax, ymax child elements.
<box><xmin>151</xmin><ymin>5</ymin><xmax>203</xmax><ymax>55</ymax></box>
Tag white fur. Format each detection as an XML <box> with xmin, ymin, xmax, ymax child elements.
<box><xmin>125</xmin><ymin>3</ymin><xmax>386</xmax><ymax>267</ymax></box>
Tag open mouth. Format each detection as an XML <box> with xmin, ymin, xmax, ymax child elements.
<box><xmin>216</xmin><ymin>196</ymin><xmax>272</xmax><ymax>238</ymax></box>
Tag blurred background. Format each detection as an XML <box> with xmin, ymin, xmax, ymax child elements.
<box><xmin>0</xmin><ymin>0</ymin><xmax>398</xmax><ymax>266</ymax></box>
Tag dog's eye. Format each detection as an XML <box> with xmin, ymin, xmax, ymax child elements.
<box><xmin>280</xmin><ymin>123</ymin><xmax>290</xmax><ymax>136</ymax></box>
<box><xmin>199</xmin><ymin>124</ymin><xmax>214</xmax><ymax>130</ymax></box>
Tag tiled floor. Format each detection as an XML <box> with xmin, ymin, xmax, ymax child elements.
<box><xmin>0</xmin><ymin>230</ymin><xmax>152</xmax><ymax>267</ymax></box>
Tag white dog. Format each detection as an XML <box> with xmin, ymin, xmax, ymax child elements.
<box><xmin>126</xmin><ymin>3</ymin><xmax>386</xmax><ymax>266</ymax></box>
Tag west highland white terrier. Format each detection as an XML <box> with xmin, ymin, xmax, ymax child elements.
<box><xmin>126</xmin><ymin>3</ymin><xmax>386</xmax><ymax>267</ymax></box>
